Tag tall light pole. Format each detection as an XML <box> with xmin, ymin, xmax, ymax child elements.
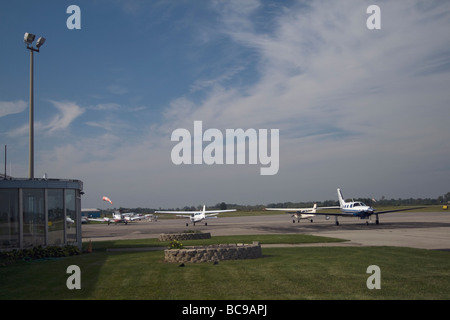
<box><xmin>24</xmin><ymin>33</ymin><xmax>45</xmax><ymax>179</ymax></box>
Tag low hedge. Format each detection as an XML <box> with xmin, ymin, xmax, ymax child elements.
<box><xmin>0</xmin><ymin>245</ymin><xmax>81</xmax><ymax>266</ymax></box>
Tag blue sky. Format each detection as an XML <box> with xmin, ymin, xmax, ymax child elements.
<box><xmin>1</xmin><ymin>0</ymin><xmax>450</xmax><ymax>209</ymax></box>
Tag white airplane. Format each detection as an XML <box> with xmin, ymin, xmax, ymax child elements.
<box><xmin>155</xmin><ymin>205</ymin><xmax>236</xmax><ymax>226</ymax></box>
<box><xmin>88</xmin><ymin>211</ymin><xmax>152</xmax><ymax>225</ymax></box>
<box><xmin>265</xmin><ymin>203</ymin><xmax>340</xmax><ymax>223</ymax></box>
<box><xmin>314</xmin><ymin>188</ymin><xmax>424</xmax><ymax>225</ymax></box>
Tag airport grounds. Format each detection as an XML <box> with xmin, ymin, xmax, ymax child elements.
<box><xmin>1</xmin><ymin>206</ymin><xmax>450</xmax><ymax>303</ymax></box>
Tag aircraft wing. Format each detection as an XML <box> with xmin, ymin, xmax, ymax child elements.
<box><xmin>204</xmin><ymin>210</ymin><xmax>236</xmax><ymax>217</ymax></box>
<box><xmin>374</xmin><ymin>207</ymin><xmax>426</xmax><ymax>214</ymax></box>
<box><xmin>265</xmin><ymin>206</ymin><xmax>339</xmax><ymax>212</ymax></box>
<box><xmin>128</xmin><ymin>214</ymin><xmax>151</xmax><ymax>221</ymax></box>
<box><xmin>176</xmin><ymin>215</ymin><xmax>194</xmax><ymax>219</ymax></box>
<box><xmin>265</xmin><ymin>208</ymin><xmax>310</xmax><ymax>212</ymax></box>
<box><xmin>155</xmin><ymin>210</ymin><xmax>198</xmax><ymax>214</ymax></box>
<box><xmin>154</xmin><ymin>211</ymin><xmax>196</xmax><ymax>220</ymax></box>
<box><xmin>312</xmin><ymin>207</ymin><xmax>425</xmax><ymax>217</ymax></box>
<box><xmin>310</xmin><ymin>211</ymin><xmax>348</xmax><ymax>216</ymax></box>
<box><xmin>87</xmin><ymin>217</ymin><xmax>108</xmax><ymax>222</ymax></box>
<box><xmin>204</xmin><ymin>209</ymin><xmax>236</xmax><ymax>214</ymax></box>
<box><xmin>155</xmin><ymin>209</ymin><xmax>236</xmax><ymax>214</ymax></box>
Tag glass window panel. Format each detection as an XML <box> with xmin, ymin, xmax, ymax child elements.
<box><xmin>0</xmin><ymin>189</ymin><xmax>19</xmax><ymax>249</ymax></box>
<box><xmin>23</xmin><ymin>189</ymin><xmax>45</xmax><ymax>247</ymax></box>
<box><xmin>65</xmin><ymin>189</ymin><xmax>77</xmax><ymax>245</ymax></box>
<box><xmin>48</xmin><ymin>189</ymin><xmax>64</xmax><ymax>246</ymax></box>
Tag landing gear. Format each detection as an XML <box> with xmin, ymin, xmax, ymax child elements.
<box><xmin>366</xmin><ymin>215</ymin><xmax>379</xmax><ymax>225</ymax></box>
<box><xmin>335</xmin><ymin>216</ymin><xmax>340</xmax><ymax>226</ymax></box>
<box><xmin>187</xmin><ymin>221</ymin><xmax>208</xmax><ymax>226</ymax></box>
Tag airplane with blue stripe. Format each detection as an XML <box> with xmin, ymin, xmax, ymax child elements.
<box><xmin>316</xmin><ymin>188</ymin><xmax>424</xmax><ymax>226</ymax></box>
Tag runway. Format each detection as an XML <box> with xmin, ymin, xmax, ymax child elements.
<box><xmin>81</xmin><ymin>211</ymin><xmax>450</xmax><ymax>250</ymax></box>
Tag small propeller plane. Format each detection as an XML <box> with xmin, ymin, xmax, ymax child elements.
<box><xmin>265</xmin><ymin>203</ymin><xmax>340</xmax><ymax>223</ymax></box>
<box><xmin>155</xmin><ymin>205</ymin><xmax>236</xmax><ymax>226</ymax></box>
<box><xmin>313</xmin><ymin>188</ymin><xmax>425</xmax><ymax>225</ymax></box>
<box><xmin>88</xmin><ymin>210</ymin><xmax>152</xmax><ymax>225</ymax></box>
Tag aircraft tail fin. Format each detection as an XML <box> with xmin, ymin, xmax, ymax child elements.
<box><xmin>337</xmin><ymin>188</ymin><xmax>346</xmax><ymax>208</ymax></box>
<box><xmin>312</xmin><ymin>203</ymin><xmax>317</xmax><ymax>213</ymax></box>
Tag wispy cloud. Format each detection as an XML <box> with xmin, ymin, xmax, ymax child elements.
<box><xmin>145</xmin><ymin>0</ymin><xmax>450</xmax><ymax>203</ymax></box>
<box><xmin>45</xmin><ymin>100</ymin><xmax>85</xmax><ymax>133</ymax></box>
<box><xmin>164</xmin><ymin>1</ymin><xmax>450</xmax><ymax>138</ymax></box>
<box><xmin>0</xmin><ymin>100</ymin><xmax>27</xmax><ymax>118</ymax></box>
<box><xmin>106</xmin><ymin>84</ymin><xmax>129</xmax><ymax>95</ymax></box>
<box><xmin>85</xmin><ymin>117</ymin><xmax>131</xmax><ymax>133</ymax></box>
<box><xmin>6</xmin><ymin>100</ymin><xmax>84</xmax><ymax>137</ymax></box>
<box><xmin>88</xmin><ymin>103</ymin><xmax>121</xmax><ymax>111</ymax></box>
<box><xmin>190</xmin><ymin>65</ymin><xmax>246</xmax><ymax>93</ymax></box>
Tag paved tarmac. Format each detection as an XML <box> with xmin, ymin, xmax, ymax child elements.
<box><xmin>82</xmin><ymin>211</ymin><xmax>450</xmax><ymax>250</ymax></box>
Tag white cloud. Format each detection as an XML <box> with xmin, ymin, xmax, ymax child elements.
<box><xmin>190</xmin><ymin>65</ymin><xmax>246</xmax><ymax>93</ymax></box>
<box><xmin>89</xmin><ymin>103</ymin><xmax>121</xmax><ymax>111</ymax></box>
<box><xmin>85</xmin><ymin>118</ymin><xmax>131</xmax><ymax>132</ymax></box>
<box><xmin>148</xmin><ymin>0</ymin><xmax>450</xmax><ymax>203</ymax></box>
<box><xmin>7</xmin><ymin>123</ymin><xmax>30</xmax><ymax>137</ymax></box>
<box><xmin>45</xmin><ymin>100</ymin><xmax>85</xmax><ymax>133</ymax></box>
<box><xmin>6</xmin><ymin>100</ymin><xmax>84</xmax><ymax>137</ymax></box>
<box><xmin>166</xmin><ymin>0</ymin><xmax>450</xmax><ymax>140</ymax></box>
<box><xmin>0</xmin><ymin>100</ymin><xmax>27</xmax><ymax>118</ymax></box>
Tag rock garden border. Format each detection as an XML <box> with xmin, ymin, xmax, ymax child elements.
<box><xmin>159</xmin><ymin>232</ymin><xmax>211</xmax><ymax>242</ymax></box>
<box><xmin>164</xmin><ymin>241</ymin><xmax>262</xmax><ymax>263</ymax></box>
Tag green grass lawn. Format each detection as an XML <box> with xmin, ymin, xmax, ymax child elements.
<box><xmin>1</xmin><ymin>235</ymin><xmax>449</xmax><ymax>300</ymax></box>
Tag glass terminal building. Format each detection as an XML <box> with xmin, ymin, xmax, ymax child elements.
<box><xmin>0</xmin><ymin>177</ymin><xmax>83</xmax><ymax>250</ymax></box>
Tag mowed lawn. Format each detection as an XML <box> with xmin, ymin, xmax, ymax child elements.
<box><xmin>1</xmin><ymin>235</ymin><xmax>450</xmax><ymax>300</ymax></box>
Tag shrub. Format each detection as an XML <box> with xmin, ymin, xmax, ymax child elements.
<box><xmin>168</xmin><ymin>240</ymin><xmax>184</xmax><ymax>250</ymax></box>
<box><xmin>0</xmin><ymin>245</ymin><xmax>81</xmax><ymax>266</ymax></box>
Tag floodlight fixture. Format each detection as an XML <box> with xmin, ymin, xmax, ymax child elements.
<box><xmin>24</xmin><ymin>32</ymin><xmax>45</xmax><ymax>52</ymax></box>
<box><xmin>24</xmin><ymin>32</ymin><xmax>36</xmax><ymax>45</ymax></box>
<box><xmin>36</xmin><ymin>37</ymin><xmax>46</xmax><ymax>48</ymax></box>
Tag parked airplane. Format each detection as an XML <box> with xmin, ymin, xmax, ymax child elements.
<box><xmin>265</xmin><ymin>203</ymin><xmax>340</xmax><ymax>223</ymax></box>
<box><xmin>314</xmin><ymin>188</ymin><xmax>424</xmax><ymax>225</ymax></box>
<box><xmin>88</xmin><ymin>211</ymin><xmax>152</xmax><ymax>225</ymax></box>
<box><xmin>155</xmin><ymin>205</ymin><xmax>236</xmax><ymax>226</ymax></box>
